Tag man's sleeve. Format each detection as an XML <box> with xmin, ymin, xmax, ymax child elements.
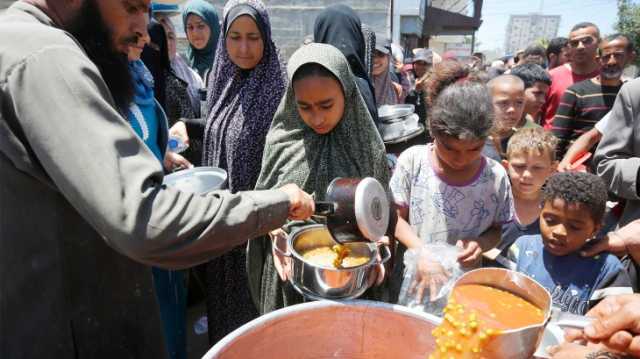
<box><xmin>6</xmin><ymin>44</ymin><xmax>289</xmax><ymax>269</ymax></box>
<box><xmin>590</xmin><ymin>258</ymin><xmax>633</xmax><ymax>305</ymax></box>
<box><xmin>551</xmin><ymin>87</ymin><xmax>579</xmax><ymax>157</ymax></box>
<box><xmin>594</xmin><ymin>80</ymin><xmax>640</xmax><ymax>201</ymax></box>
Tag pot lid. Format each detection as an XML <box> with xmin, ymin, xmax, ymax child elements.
<box><xmin>354</xmin><ymin>177</ymin><xmax>390</xmax><ymax>241</ymax></box>
<box><xmin>378</xmin><ymin>104</ymin><xmax>415</xmax><ymax>121</ymax></box>
<box><xmin>163</xmin><ymin>166</ymin><xmax>228</xmax><ymax>195</ymax></box>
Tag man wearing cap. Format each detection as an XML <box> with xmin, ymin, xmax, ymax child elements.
<box><xmin>405</xmin><ymin>48</ymin><xmax>433</xmax><ymax>127</ymax></box>
<box><xmin>0</xmin><ymin>1</ymin><xmax>314</xmax><ymax>357</ymax></box>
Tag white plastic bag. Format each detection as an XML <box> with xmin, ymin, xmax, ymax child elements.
<box><xmin>398</xmin><ymin>244</ymin><xmax>464</xmax><ymax>315</ymax></box>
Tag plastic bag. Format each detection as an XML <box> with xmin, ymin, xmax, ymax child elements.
<box><xmin>398</xmin><ymin>244</ymin><xmax>464</xmax><ymax>316</ymax></box>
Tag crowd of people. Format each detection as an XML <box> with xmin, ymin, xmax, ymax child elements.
<box><xmin>3</xmin><ymin>0</ymin><xmax>640</xmax><ymax>358</ymax></box>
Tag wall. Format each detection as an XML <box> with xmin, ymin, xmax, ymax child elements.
<box><xmin>206</xmin><ymin>0</ymin><xmax>391</xmax><ymax>59</ymax></box>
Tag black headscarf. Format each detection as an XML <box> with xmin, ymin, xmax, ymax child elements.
<box><xmin>313</xmin><ymin>4</ymin><xmax>379</xmax><ymax>124</ymax></box>
<box><xmin>142</xmin><ymin>20</ymin><xmax>170</xmax><ymax>109</ymax></box>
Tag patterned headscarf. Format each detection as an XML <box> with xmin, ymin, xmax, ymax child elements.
<box><xmin>203</xmin><ymin>0</ymin><xmax>286</xmax><ymax>193</ymax></box>
<box><xmin>182</xmin><ymin>0</ymin><xmax>221</xmax><ymax>79</ymax></box>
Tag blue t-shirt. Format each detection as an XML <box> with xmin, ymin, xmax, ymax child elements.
<box><xmin>510</xmin><ymin>234</ymin><xmax>632</xmax><ymax>314</ymax></box>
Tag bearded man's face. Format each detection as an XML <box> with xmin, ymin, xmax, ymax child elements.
<box><xmin>66</xmin><ymin>0</ymin><xmax>150</xmax><ymax>111</ymax></box>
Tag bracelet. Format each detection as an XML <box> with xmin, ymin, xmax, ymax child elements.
<box><xmin>585</xmin><ymin>350</ymin><xmax>626</xmax><ymax>359</ymax></box>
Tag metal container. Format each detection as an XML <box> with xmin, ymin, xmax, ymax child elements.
<box><xmin>378</xmin><ymin>104</ymin><xmax>415</xmax><ymax>121</ymax></box>
<box><xmin>448</xmin><ymin>268</ymin><xmax>592</xmax><ymax>359</ymax></box>
<box><xmin>162</xmin><ymin>166</ymin><xmax>227</xmax><ymax>194</ymax></box>
<box><xmin>379</xmin><ymin>114</ymin><xmax>422</xmax><ymax>143</ymax></box>
<box><xmin>203</xmin><ymin>300</ymin><xmax>442</xmax><ymax>359</ymax></box>
<box><xmin>314</xmin><ymin>177</ymin><xmax>390</xmax><ymax>244</ymax></box>
<box><xmin>275</xmin><ymin>224</ymin><xmax>390</xmax><ymax>300</ymax></box>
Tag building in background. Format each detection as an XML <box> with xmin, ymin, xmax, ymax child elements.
<box><xmin>206</xmin><ymin>0</ymin><xmax>391</xmax><ymax>59</ymax></box>
<box><xmin>504</xmin><ymin>14</ymin><xmax>560</xmax><ymax>55</ymax></box>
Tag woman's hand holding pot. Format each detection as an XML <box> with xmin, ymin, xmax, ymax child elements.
<box><xmin>270</xmin><ymin>229</ymin><xmax>291</xmax><ymax>281</ymax></box>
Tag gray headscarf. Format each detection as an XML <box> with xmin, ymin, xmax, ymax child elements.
<box><xmin>247</xmin><ymin>43</ymin><xmax>390</xmax><ymax>314</ymax></box>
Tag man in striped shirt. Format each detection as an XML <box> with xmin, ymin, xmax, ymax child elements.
<box><xmin>552</xmin><ymin>33</ymin><xmax>634</xmax><ymax>158</ymax></box>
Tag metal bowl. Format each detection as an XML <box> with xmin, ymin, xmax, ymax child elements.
<box><xmin>378</xmin><ymin>104</ymin><xmax>415</xmax><ymax>121</ymax></box>
<box><xmin>275</xmin><ymin>224</ymin><xmax>390</xmax><ymax>300</ymax></box>
<box><xmin>203</xmin><ymin>300</ymin><xmax>441</xmax><ymax>359</ymax></box>
<box><xmin>379</xmin><ymin>113</ymin><xmax>421</xmax><ymax>142</ymax></box>
<box><xmin>162</xmin><ymin>166</ymin><xmax>228</xmax><ymax>195</ymax></box>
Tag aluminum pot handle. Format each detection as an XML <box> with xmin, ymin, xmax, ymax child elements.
<box><xmin>375</xmin><ymin>244</ymin><xmax>392</xmax><ymax>265</ymax></box>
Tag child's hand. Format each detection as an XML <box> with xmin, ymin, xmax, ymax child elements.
<box><xmin>409</xmin><ymin>255</ymin><xmax>451</xmax><ymax>302</ymax></box>
<box><xmin>456</xmin><ymin>240</ymin><xmax>483</xmax><ymax>268</ymax></box>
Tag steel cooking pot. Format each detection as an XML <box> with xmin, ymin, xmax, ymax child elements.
<box><xmin>314</xmin><ymin>177</ymin><xmax>391</xmax><ymax>244</ymax></box>
<box><xmin>274</xmin><ymin>224</ymin><xmax>390</xmax><ymax>300</ymax></box>
<box><xmin>441</xmin><ymin>268</ymin><xmax>593</xmax><ymax>359</ymax></box>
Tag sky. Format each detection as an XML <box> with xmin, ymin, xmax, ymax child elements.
<box><xmin>476</xmin><ymin>0</ymin><xmax>620</xmax><ymax>52</ymax></box>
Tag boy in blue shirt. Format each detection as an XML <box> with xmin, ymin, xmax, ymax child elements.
<box><xmin>509</xmin><ymin>172</ymin><xmax>632</xmax><ymax>314</ymax></box>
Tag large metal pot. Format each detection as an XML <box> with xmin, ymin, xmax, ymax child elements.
<box><xmin>203</xmin><ymin>300</ymin><xmax>441</xmax><ymax>359</ymax></box>
<box><xmin>275</xmin><ymin>224</ymin><xmax>390</xmax><ymax>300</ymax></box>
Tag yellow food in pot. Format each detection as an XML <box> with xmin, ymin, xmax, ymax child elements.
<box><xmin>301</xmin><ymin>246</ymin><xmax>370</xmax><ymax>268</ymax></box>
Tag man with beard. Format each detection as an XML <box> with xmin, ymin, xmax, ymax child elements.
<box><xmin>0</xmin><ymin>1</ymin><xmax>314</xmax><ymax>358</ymax></box>
<box><xmin>552</xmin><ymin>34</ymin><xmax>634</xmax><ymax>160</ymax></box>
<box><xmin>542</xmin><ymin>22</ymin><xmax>602</xmax><ymax>130</ymax></box>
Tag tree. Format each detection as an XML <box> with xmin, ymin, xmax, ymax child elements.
<box><xmin>616</xmin><ymin>0</ymin><xmax>640</xmax><ymax>67</ymax></box>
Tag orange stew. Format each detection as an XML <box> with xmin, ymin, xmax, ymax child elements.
<box><xmin>429</xmin><ymin>284</ymin><xmax>545</xmax><ymax>359</ymax></box>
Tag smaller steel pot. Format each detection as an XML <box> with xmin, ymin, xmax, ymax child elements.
<box><xmin>274</xmin><ymin>224</ymin><xmax>390</xmax><ymax>300</ymax></box>
<box><xmin>314</xmin><ymin>177</ymin><xmax>390</xmax><ymax>244</ymax></box>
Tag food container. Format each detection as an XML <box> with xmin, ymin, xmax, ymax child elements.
<box><xmin>378</xmin><ymin>104</ymin><xmax>415</xmax><ymax>121</ymax></box>
<box><xmin>274</xmin><ymin>224</ymin><xmax>390</xmax><ymax>300</ymax></box>
<box><xmin>445</xmin><ymin>268</ymin><xmax>592</xmax><ymax>359</ymax></box>
<box><xmin>162</xmin><ymin>166</ymin><xmax>227</xmax><ymax>194</ymax></box>
<box><xmin>202</xmin><ymin>300</ymin><xmax>441</xmax><ymax>359</ymax></box>
<box><xmin>314</xmin><ymin>177</ymin><xmax>391</xmax><ymax>244</ymax></box>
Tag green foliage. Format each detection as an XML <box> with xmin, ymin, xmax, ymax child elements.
<box><xmin>616</xmin><ymin>0</ymin><xmax>640</xmax><ymax>66</ymax></box>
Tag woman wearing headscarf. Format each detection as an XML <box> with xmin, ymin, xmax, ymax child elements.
<box><xmin>314</xmin><ymin>4</ymin><xmax>379</xmax><ymax>124</ymax></box>
<box><xmin>182</xmin><ymin>0</ymin><xmax>221</xmax><ymax>81</ymax></box>
<box><xmin>143</xmin><ymin>20</ymin><xmax>204</xmax><ymax>166</ymax></box>
<box><xmin>247</xmin><ymin>43</ymin><xmax>391</xmax><ymax>315</ymax></box>
<box><xmin>202</xmin><ymin>0</ymin><xmax>286</xmax><ymax>344</ymax></box>
<box><xmin>159</xmin><ymin>16</ymin><xmax>205</xmax><ymax>117</ymax></box>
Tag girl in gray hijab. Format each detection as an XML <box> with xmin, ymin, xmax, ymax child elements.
<box><xmin>247</xmin><ymin>43</ymin><xmax>390</xmax><ymax>314</ymax></box>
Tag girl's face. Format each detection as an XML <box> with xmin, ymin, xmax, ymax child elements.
<box><xmin>226</xmin><ymin>15</ymin><xmax>264</xmax><ymax>70</ymax></box>
<box><xmin>372</xmin><ymin>51</ymin><xmax>389</xmax><ymax>77</ymax></box>
<box><xmin>186</xmin><ymin>14</ymin><xmax>211</xmax><ymax>50</ymax></box>
<box><xmin>433</xmin><ymin>134</ymin><xmax>485</xmax><ymax>171</ymax></box>
<box><xmin>293</xmin><ymin>75</ymin><xmax>345</xmax><ymax>135</ymax></box>
<box><xmin>164</xmin><ymin>24</ymin><xmax>177</xmax><ymax>60</ymax></box>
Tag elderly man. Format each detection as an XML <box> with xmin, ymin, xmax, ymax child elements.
<box><xmin>0</xmin><ymin>1</ymin><xmax>313</xmax><ymax>358</ymax></box>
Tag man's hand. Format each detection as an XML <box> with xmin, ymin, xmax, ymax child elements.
<box><xmin>546</xmin><ymin>343</ymin><xmax>600</xmax><ymax>359</ymax></box>
<box><xmin>580</xmin><ymin>294</ymin><xmax>640</xmax><ymax>357</ymax></box>
<box><xmin>278</xmin><ymin>184</ymin><xmax>314</xmax><ymax>220</ymax></box>
<box><xmin>456</xmin><ymin>240</ymin><xmax>483</xmax><ymax>268</ymax></box>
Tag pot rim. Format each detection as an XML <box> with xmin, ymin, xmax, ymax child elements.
<box><xmin>288</xmin><ymin>224</ymin><xmax>378</xmax><ymax>270</ymax></box>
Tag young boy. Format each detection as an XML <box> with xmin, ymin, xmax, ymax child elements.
<box><xmin>483</xmin><ymin>75</ymin><xmax>540</xmax><ymax>162</ymax></box>
<box><xmin>510</xmin><ymin>63</ymin><xmax>552</xmax><ymax>124</ymax></box>
<box><xmin>500</xmin><ymin>128</ymin><xmax>557</xmax><ymax>251</ymax></box>
<box><xmin>509</xmin><ymin>172</ymin><xmax>632</xmax><ymax>315</ymax></box>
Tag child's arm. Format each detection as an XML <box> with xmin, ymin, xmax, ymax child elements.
<box><xmin>558</xmin><ymin>128</ymin><xmax>603</xmax><ymax>172</ymax></box>
<box><xmin>394</xmin><ymin>207</ymin><xmax>422</xmax><ymax>249</ymax></box>
<box><xmin>458</xmin><ymin>225</ymin><xmax>502</xmax><ymax>267</ymax></box>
